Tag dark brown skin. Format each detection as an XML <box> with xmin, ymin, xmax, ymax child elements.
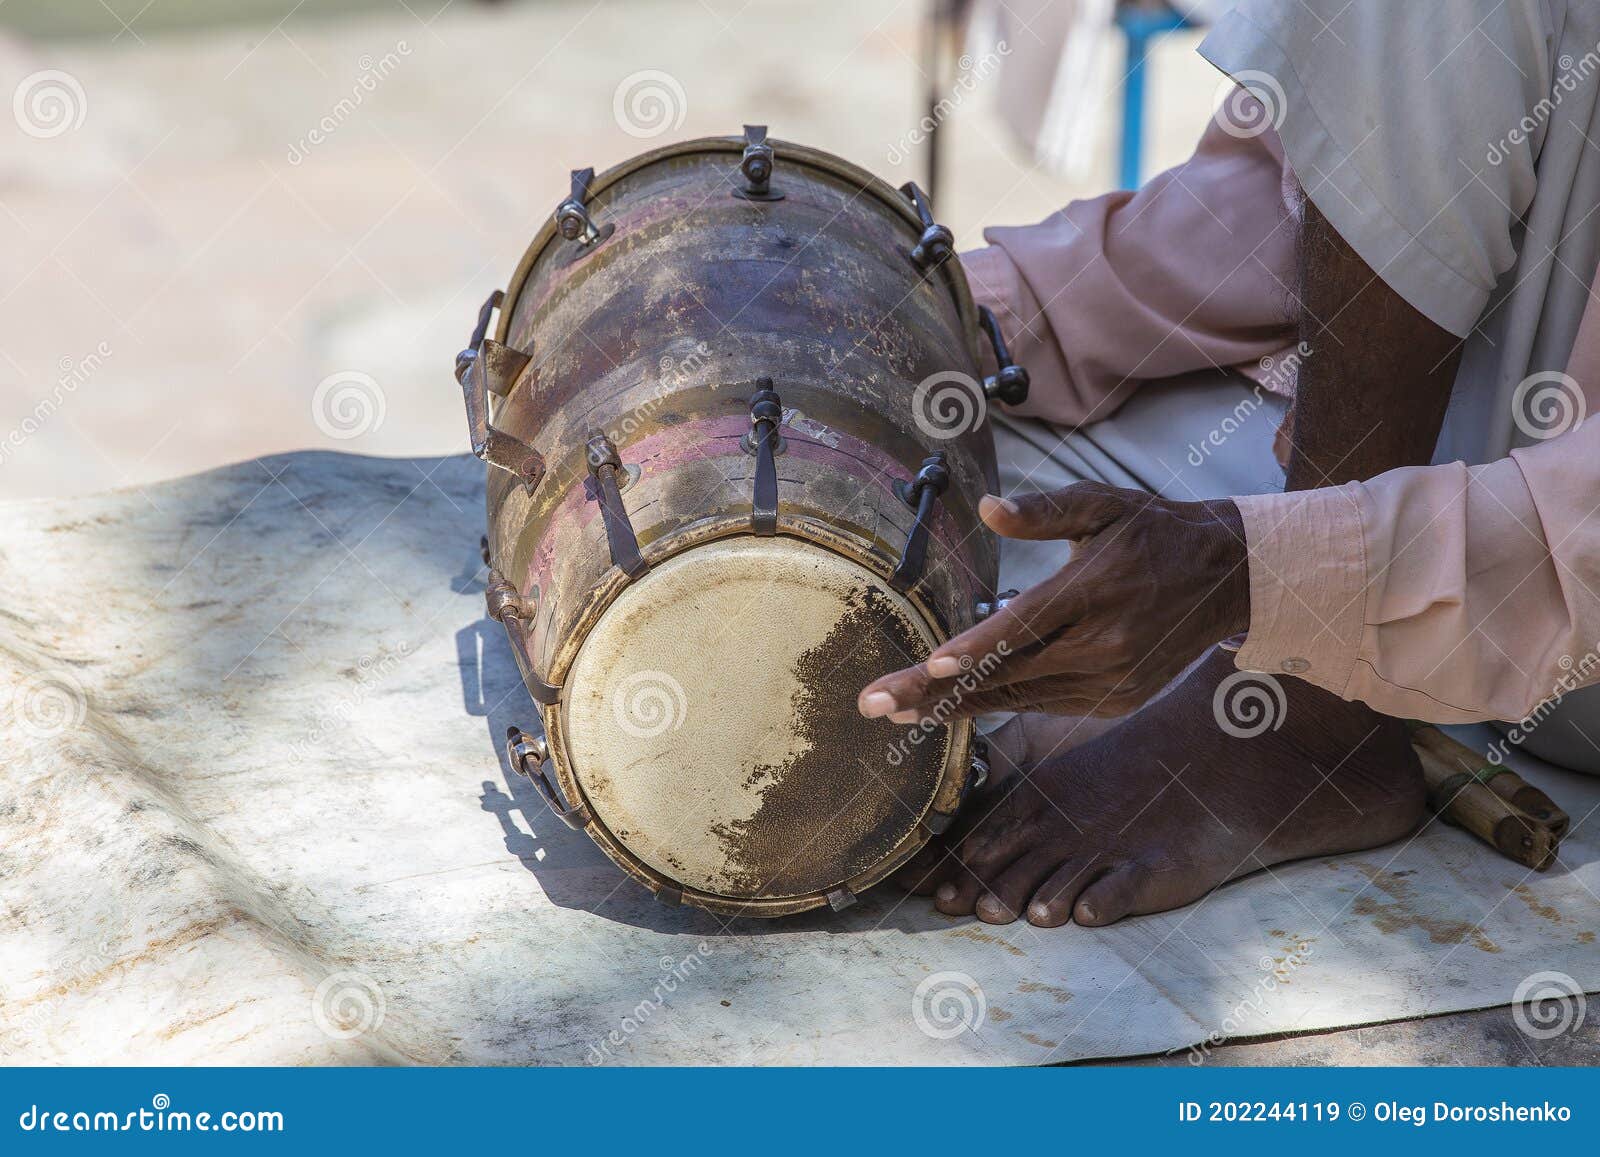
<box><xmin>857</xmin><ymin>487</ymin><xmax>1249</xmax><ymax>720</ymax></box>
<box><xmin>883</xmin><ymin>198</ymin><xmax>1467</xmax><ymax>927</ymax></box>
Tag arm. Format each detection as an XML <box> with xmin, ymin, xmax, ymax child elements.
<box><xmin>1237</xmin><ymin>416</ymin><xmax>1600</xmax><ymax>723</ymax></box>
<box><xmin>966</xmin><ymin>106</ymin><xmax>1298</xmax><ymax>428</ymax></box>
<box><xmin>860</xmin><ymin>199</ymin><xmax>1462</xmax><ymax>721</ymax></box>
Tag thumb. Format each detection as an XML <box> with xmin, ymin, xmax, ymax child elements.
<box><xmin>979</xmin><ymin>481</ymin><xmax>1135</xmax><ymax>541</ymax></box>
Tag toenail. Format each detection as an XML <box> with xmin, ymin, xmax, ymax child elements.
<box><xmin>936</xmin><ymin>883</ymin><xmax>957</xmax><ymax>903</ymax></box>
<box><xmin>1027</xmin><ymin>901</ymin><xmax>1050</xmax><ymax>923</ymax></box>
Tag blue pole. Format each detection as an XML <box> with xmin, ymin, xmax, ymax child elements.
<box><xmin>1119</xmin><ymin>27</ymin><xmax>1151</xmax><ymax>190</ymax></box>
<box><xmin>1115</xmin><ymin>8</ymin><xmax>1192</xmax><ymax>190</ymax></box>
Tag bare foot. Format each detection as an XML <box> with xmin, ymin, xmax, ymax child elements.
<box><xmin>983</xmin><ymin>712</ymin><xmax>1123</xmax><ymax>777</ymax></box>
<box><xmin>881</xmin><ymin>712</ymin><xmax>1120</xmax><ymax>897</ymax></box>
<box><xmin>899</xmin><ymin>648</ymin><xmax>1425</xmax><ymax>927</ymax></box>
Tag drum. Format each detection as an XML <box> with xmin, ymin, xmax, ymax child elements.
<box><xmin>453</xmin><ymin>128</ymin><xmax>1028</xmax><ymax>916</ymax></box>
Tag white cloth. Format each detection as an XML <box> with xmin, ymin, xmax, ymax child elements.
<box><xmin>979</xmin><ymin>0</ymin><xmax>1228</xmax><ymax>180</ymax></box>
<box><xmin>1199</xmin><ymin>0</ymin><xmax>1600</xmax><ymax>467</ymax></box>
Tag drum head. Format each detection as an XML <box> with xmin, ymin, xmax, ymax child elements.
<box><xmin>561</xmin><ymin>535</ymin><xmax>951</xmax><ymax>902</ymax></box>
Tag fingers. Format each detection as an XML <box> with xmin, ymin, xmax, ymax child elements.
<box><xmin>919</xmin><ymin>577</ymin><xmax>1084</xmax><ymax>683</ymax></box>
<box><xmin>862</xmin><ymin>674</ymin><xmax>1131</xmax><ymax>725</ymax></box>
<box><xmin>858</xmin><ymin>662</ymin><xmax>970</xmax><ymax>721</ymax></box>
<box><xmin>979</xmin><ymin>481</ymin><xmax>1138</xmax><ymax>542</ymax></box>
<box><xmin>857</xmin><ymin>486</ymin><xmax>1157</xmax><ymax>721</ymax></box>
<box><xmin>884</xmin><ymin>675</ymin><xmax>1139</xmax><ymax>722</ymax></box>
<box><xmin>857</xmin><ymin>613</ymin><xmax>1083</xmax><ymax>719</ymax></box>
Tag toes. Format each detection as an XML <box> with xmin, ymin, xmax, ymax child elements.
<box><xmin>976</xmin><ymin>851</ymin><xmax>1064</xmax><ymax>924</ymax></box>
<box><xmin>1073</xmin><ymin>862</ymin><xmax>1145</xmax><ymax>927</ymax></box>
<box><xmin>887</xmin><ymin>841</ymin><xmax>956</xmax><ymax>895</ymax></box>
<box><xmin>954</xmin><ymin>795</ymin><xmax>1039</xmax><ymax>877</ymax></box>
<box><xmin>1024</xmin><ymin>858</ymin><xmax>1099</xmax><ymax>927</ymax></box>
<box><xmin>933</xmin><ymin>870</ymin><xmax>984</xmax><ymax>916</ymax></box>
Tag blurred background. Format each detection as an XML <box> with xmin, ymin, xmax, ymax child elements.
<box><xmin>0</xmin><ymin>0</ymin><xmax>1224</xmax><ymax>500</ymax></box>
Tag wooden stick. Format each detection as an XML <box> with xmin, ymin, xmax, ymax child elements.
<box><xmin>1408</xmin><ymin>722</ymin><xmax>1570</xmax><ymax>836</ymax></box>
<box><xmin>1408</xmin><ymin>723</ymin><xmax>1558</xmax><ymax>870</ymax></box>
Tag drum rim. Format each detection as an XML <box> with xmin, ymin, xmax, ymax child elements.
<box><xmin>492</xmin><ymin>134</ymin><xmax>983</xmax><ymax>368</ymax></box>
<box><xmin>539</xmin><ymin>511</ymin><xmax>974</xmax><ymax>918</ymax></box>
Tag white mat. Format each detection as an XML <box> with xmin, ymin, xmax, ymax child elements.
<box><xmin>3</xmin><ymin>453</ymin><xmax>1597</xmax><ymax>1065</ymax></box>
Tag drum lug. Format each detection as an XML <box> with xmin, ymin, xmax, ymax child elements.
<box><xmin>900</xmin><ymin>181</ymin><xmax>953</xmax><ymax>270</ymax></box>
<box><xmin>825</xmin><ymin>886</ymin><xmax>857</xmax><ymax>912</ymax></box>
<box><xmin>455</xmin><ymin>290</ymin><xmax>545</xmax><ymax>491</ymax></box>
<box><xmin>889</xmin><ymin>452</ymin><xmax>950</xmax><ymax>593</ymax></box>
<box><xmin>555</xmin><ymin>167</ymin><xmax>614</xmax><ymax>251</ymax></box>
<box><xmin>745</xmin><ymin>379</ymin><xmax>783</xmax><ymax>536</ymax></box>
<box><xmin>585</xmin><ymin>435</ymin><xmax>649</xmax><ymax>579</ymax></box>
<box><xmin>978</xmin><ymin>305</ymin><xmax>1031</xmax><ymax>407</ymax></box>
<box><xmin>732</xmin><ymin>124</ymin><xmax>785</xmax><ymax>201</ymax></box>
<box><xmin>975</xmin><ymin>589</ymin><xmax>1017</xmax><ymax>620</ymax></box>
<box><xmin>486</xmin><ymin>569</ymin><xmax>561</xmax><ymax>706</ymax></box>
<box><xmin>506</xmin><ymin>725</ymin><xmax>591</xmax><ymax>830</ymax></box>
<box><xmin>508</xmin><ymin>726</ymin><xmax>550</xmax><ymax>767</ymax></box>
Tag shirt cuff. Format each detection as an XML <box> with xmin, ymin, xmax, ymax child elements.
<box><xmin>959</xmin><ymin>245</ymin><xmax>1026</xmax><ymax>376</ymax></box>
<box><xmin>1232</xmin><ymin>485</ymin><xmax>1369</xmax><ymax>696</ymax></box>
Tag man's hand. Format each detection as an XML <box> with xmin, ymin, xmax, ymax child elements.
<box><xmin>858</xmin><ymin>482</ymin><xmax>1251</xmax><ymax>721</ymax></box>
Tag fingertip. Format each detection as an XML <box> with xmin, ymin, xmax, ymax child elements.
<box><xmin>925</xmin><ymin>654</ymin><xmax>961</xmax><ymax>678</ymax></box>
<box><xmin>978</xmin><ymin>493</ymin><xmax>1020</xmax><ymax>526</ymax></box>
<box><xmin>858</xmin><ymin>691</ymin><xmax>897</xmax><ymax>719</ymax></box>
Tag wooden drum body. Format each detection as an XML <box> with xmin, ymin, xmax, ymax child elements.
<box><xmin>453</xmin><ymin>130</ymin><xmax>1024</xmax><ymax>916</ymax></box>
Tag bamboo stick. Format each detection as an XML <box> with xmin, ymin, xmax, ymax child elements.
<box><xmin>1408</xmin><ymin>723</ymin><xmax>1559</xmax><ymax>871</ymax></box>
<box><xmin>1408</xmin><ymin>722</ymin><xmax>1571</xmax><ymax>836</ymax></box>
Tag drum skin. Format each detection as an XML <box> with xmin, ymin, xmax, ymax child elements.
<box><xmin>478</xmin><ymin>135</ymin><xmax>1001</xmax><ymax>916</ymax></box>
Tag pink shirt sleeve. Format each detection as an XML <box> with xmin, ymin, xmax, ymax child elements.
<box><xmin>1233</xmin><ymin>418</ymin><xmax>1600</xmax><ymax>723</ymax></box>
<box><xmin>962</xmin><ymin>109</ymin><xmax>1300</xmax><ymax>427</ymax></box>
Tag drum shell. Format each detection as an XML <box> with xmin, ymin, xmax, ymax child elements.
<box><xmin>483</xmin><ymin>137</ymin><xmax>1001</xmax><ymax>914</ymax></box>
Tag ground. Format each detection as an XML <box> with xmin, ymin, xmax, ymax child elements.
<box><xmin>0</xmin><ymin>0</ymin><xmax>1220</xmax><ymax>499</ymax></box>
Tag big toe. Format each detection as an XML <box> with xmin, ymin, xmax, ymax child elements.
<box><xmin>1072</xmin><ymin>863</ymin><xmax>1147</xmax><ymax>927</ymax></box>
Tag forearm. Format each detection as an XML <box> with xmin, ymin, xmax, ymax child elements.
<box><xmin>1283</xmin><ymin>199</ymin><xmax>1461</xmax><ymax>490</ymax></box>
<box><xmin>966</xmin><ymin>110</ymin><xmax>1299</xmax><ymax>428</ymax></box>
<box><xmin>1237</xmin><ymin>426</ymin><xmax>1600</xmax><ymax>722</ymax></box>
<box><xmin>1231</xmin><ymin>197</ymin><xmax>1462</xmax><ymax>697</ymax></box>
<box><xmin>1273</xmin><ymin>196</ymin><xmax>1465</xmax><ymax>486</ymax></box>
<box><xmin>1233</xmin><ymin>200</ymin><xmax>1600</xmax><ymax>721</ymax></box>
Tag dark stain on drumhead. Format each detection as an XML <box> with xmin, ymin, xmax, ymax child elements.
<box><xmin>709</xmin><ymin>583</ymin><xmax>948</xmax><ymax>898</ymax></box>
